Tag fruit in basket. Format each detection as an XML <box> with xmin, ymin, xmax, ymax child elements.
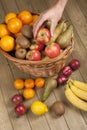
<box><xmin>30</xmin><ymin>39</ymin><xmax>45</xmax><ymax>51</ymax></box>
<box><xmin>26</xmin><ymin>50</ymin><xmax>41</xmax><ymax>61</ymax></box>
<box><xmin>0</xmin><ymin>24</ymin><xmax>10</xmax><ymax>38</ymax></box>
<box><xmin>62</xmin><ymin>65</ymin><xmax>72</xmax><ymax>77</ymax></box>
<box><xmin>16</xmin><ymin>35</ymin><xmax>31</xmax><ymax>49</ymax></box>
<box><xmin>45</xmin><ymin>43</ymin><xmax>60</xmax><ymax>58</ymax></box>
<box><xmin>36</xmin><ymin>27</ymin><xmax>51</xmax><ymax>44</ymax></box>
<box><xmin>24</xmin><ymin>78</ymin><xmax>35</xmax><ymax>89</ymax></box>
<box><xmin>14</xmin><ymin>78</ymin><xmax>25</xmax><ymax>90</ymax></box>
<box><xmin>15</xmin><ymin>32</ymin><xmax>22</xmax><ymax>38</ymax></box>
<box><xmin>65</xmin><ymin>81</ymin><xmax>87</xmax><ymax>112</ymax></box>
<box><xmin>21</xmin><ymin>25</ymin><xmax>33</xmax><ymax>38</ymax></box>
<box><xmin>42</xmin><ymin>78</ymin><xmax>57</xmax><ymax>101</ymax></box>
<box><xmin>0</xmin><ymin>35</ymin><xmax>15</xmax><ymax>52</ymax></box>
<box><xmin>30</xmin><ymin>100</ymin><xmax>48</xmax><ymax>116</ymax></box>
<box><xmin>4</xmin><ymin>12</ymin><xmax>17</xmax><ymax>24</ymax></box>
<box><xmin>62</xmin><ymin>22</ymin><xmax>68</xmax><ymax>32</ymax></box>
<box><xmin>15</xmin><ymin>104</ymin><xmax>27</xmax><ymax>116</ymax></box>
<box><xmin>35</xmin><ymin>77</ymin><xmax>45</xmax><ymax>88</ymax></box>
<box><xmin>30</xmin><ymin>14</ymin><xmax>39</xmax><ymax>26</ymax></box>
<box><xmin>18</xmin><ymin>10</ymin><xmax>33</xmax><ymax>25</ymax></box>
<box><xmin>15</xmin><ymin>48</ymin><xmax>27</xmax><ymax>59</ymax></box>
<box><xmin>11</xmin><ymin>94</ymin><xmax>23</xmax><ymax>105</ymax></box>
<box><xmin>56</xmin><ymin>25</ymin><xmax>73</xmax><ymax>48</ymax></box>
<box><xmin>7</xmin><ymin>17</ymin><xmax>22</xmax><ymax>34</ymax></box>
<box><xmin>50</xmin><ymin>101</ymin><xmax>65</xmax><ymax>117</ymax></box>
<box><xmin>48</xmin><ymin>20</ymin><xmax>65</xmax><ymax>45</ymax></box>
<box><xmin>69</xmin><ymin>59</ymin><xmax>80</xmax><ymax>70</ymax></box>
<box><xmin>15</xmin><ymin>42</ymin><xmax>21</xmax><ymax>50</ymax></box>
<box><xmin>23</xmin><ymin>88</ymin><xmax>35</xmax><ymax>99</ymax></box>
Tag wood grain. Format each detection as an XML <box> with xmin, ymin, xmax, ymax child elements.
<box><xmin>0</xmin><ymin>0</ymin><xmax>87</xmax><ymax>130</ymax></box>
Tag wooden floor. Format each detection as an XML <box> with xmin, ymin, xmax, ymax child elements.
<box><xmin>0</xmin><ymin>0</ymin><xmax>87</xmax><ymax>130</ymax></box>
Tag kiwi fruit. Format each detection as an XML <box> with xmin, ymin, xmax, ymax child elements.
<box><xmin>15</xmin><ymin>48</ymin><xmax>27</xmax><ymax>59</ymax></box>
<box><xmin>21</xmin><ymin>25</ymin><xmax>33</xmax><ymax>38</ymax></box>
<box><xmin>16</xmin><ymin>35</ymin><xmax>31</xmax><ymax>49</ymax></box>
<box><xmin>50</xmin><ymin>101</ymin><xmax>65</xmax><ymax>117</ymax></box>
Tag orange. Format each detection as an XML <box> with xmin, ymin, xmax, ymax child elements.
<box><xmin>4</xmin><ymin>12</ymin><xmax>17</xmax><ymax>24</ymax></box>
<box><xmin>24</xmin><ymin>78</ymin><xmax>35</xmax><ymax>89</ymax></box>
<box><xmin>0</xmin><ymin>24</ymin><xmax>10</xmax><ymax>38</ymax></box>
<box><xmin>7</xmin><ymin>17</ymin><xmax>22</xmax><ymax>34</ymax></box>
<box><xmin>23</xmin><ymin>88</ymin><xmax>35</xmax><ymax>99</ymax></box>
<box><xmin>15</xmin><ymin>43</ymin><xmax>21</xmax><ymax>50</ymax></box>
<box><xmin>18</xmin><ymin>10</ymin><xmax>33</xmax><ymax>24</ymax></box>
<box><xmin>30</xmin><ymin>15</ymin><xmax>39</xmax><ymax>26</ymax></box>
<box><xmin>35</xmin><ymin>78</ymin><xmax>45</xmax><ymax>88</ymax></box>
<box><xmin>15</xmin><ymin>32</ymin><xmax>22</xmax><ymax>38</ymax></box>
<box><xmin>0</xmin><ymin>40</ymin><xmax>1</xmax><ymax>47</ymax></box>
<box><xmin>0</xmin><ymin>35</ymin><xmax>15</xmax><ymax>52</ymax></box>
<box><xmin>14</xmin><ymin>78</ymin><xmax>25</xmax><ymax>90</ymax></box>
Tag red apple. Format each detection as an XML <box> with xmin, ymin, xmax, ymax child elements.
<box><xmin>26</xmin><ymin>50</ymin><xmax>41</xmax><ymax>61</ymax></box>
<box><xmin>11</xmin><ymin>94</ymin><xmax>23</xmax><ymax>105</ymax></box>
<box><xmin>57</xmin><ymin>74</ymin><xmax>68</xmax><ymax>85</ymax></box>
<box><xmin>36</xmin><ymin>27</ymin><xmax>51</xmax><ymax>44</ymax></box>
<box><xmin>15</xmin><ymin>104</ymin><xmax>26</xmax><ymax>116</ymax></box>
<box><xmin>69</xmin><ymin>59</ymin><xmax>80</xmax><ymax>70</ymax></box>
<box><xmin>30</xmin><ymin>40</ymin><xmax>45</xmax><ymax>51</ymax></box>
<box><xmin>62</xmin><ymin>65</ymin><xmax>72</xmax><ymax>77</ymax></box>
<box><xmin>45</xmin><ymin>43</ymin><xmax>60</xmax><ymax>58</ymax></box>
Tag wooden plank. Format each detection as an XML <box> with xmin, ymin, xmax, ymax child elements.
<box><xmin>9</xmin><ymin>63</ymin><xmax>69</xmax><ymax>130</ymax></box>
<box><xmin>65</xmin><ymin>0</ymin><xmax>87</xmax><ymax>49</ymax></box>
<box><xmin>15</xmin><ymin>0</ymin><xmax>34</xmax><ymax>12</ymax></box>
<box><xmin>0</xmin><ymin>54</ymin><xmax>32</xmax><ymax>130</ymax></box>
<box><xmin>28</xmin><ymin>0</ymin><xmax>47</xmax><ymax>13</ymax></box>
<box><xmin>0</xmin><ymin>89</ymin><xmax>13</xmax><ymax>130</ymax></box>
<box><xmin>0</xmin><ymin>0</ymin><xmax>87</xmax><ymax>130</ymax></box>
<box><xmin>0</xmin><ymin>0</ymin><xmax>18</xmax><ymax>14</ymax></box>
<box><xmin>77</xmin><ymin>0</ymin><xmax>87</xmax><ymax>19</ymax></box>
<box><xmin>0</xmin><ymin>1</ymin><xmax>5</xmax><ymax>23</ymax></box>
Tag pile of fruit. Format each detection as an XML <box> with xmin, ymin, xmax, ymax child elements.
<box><xmin>11</xmin><ymin>77</ymin><xmax>65</xmax><ymax>117</ymax></box>
<box><xmin>0</xmin><ymin>10</ymin><xmax>73</xmax><ymax>61</ymax></box>
<box><xmin>10</xmin><ymin>58</ymin><xmax>87</xmax><ymax>118</ymax></box>
<box><xmin>65</xmin><ymin>79</ymin><xmax>87</xmax><ymax>112</ymax></box>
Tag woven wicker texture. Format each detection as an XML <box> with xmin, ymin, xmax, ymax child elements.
<box><xmin>0</xmin><ymin>39</ymin><xmax>74</xmax><ymax>77</ymax></box>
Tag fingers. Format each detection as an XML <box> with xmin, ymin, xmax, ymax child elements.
<box><xmin>50</xmin><ymin>20</ymin><xmax>58</xmax><ymax>37</ymax></box>
<box><xmin>33</xmin><ymin>15</ymin><xmax>45</xmax><ymax>38</ymax></box>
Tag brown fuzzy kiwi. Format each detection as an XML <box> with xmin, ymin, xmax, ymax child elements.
<box><xmin>21</xmin><ymin>25</ymin><xmax>33</xmax><ymax>38</ymax></box>
<box><xmin>16</xmin><ymin>35</ymin><xmax>31</xmax><ymax>49</ymax></box>
<box><xmin>15</xmin><ymin>48</ymin><xmax>27</xmax><ymax>59</ymax></box>
<box><xmin>50</xmin><ymin>101</ymin><xmax>65</xmax><ymax>117</ymax></box>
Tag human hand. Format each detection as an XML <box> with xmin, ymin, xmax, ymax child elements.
<box><xmin>33</xmin><ymin>4</ymin><xmax>64</xmax><ymax>38</ymax></box>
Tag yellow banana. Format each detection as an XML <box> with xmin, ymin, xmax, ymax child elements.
<box><xmin>68</xmin><ymin>82</ymin><xmax>87</xmax><ymax>101</ymax></box>
<box><xmin>65</xmin><ymin>84</ymin><xmax>87</xmax><ymax>112</ymax></box>
<box><xmin>68</xmin><ymin>79</ymin><xmax>87</xmax><ymax>92</ymax></box>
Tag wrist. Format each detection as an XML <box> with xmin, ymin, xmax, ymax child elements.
<box><xmin>55</xmin><ymin>0</ymin><xmax>68</xmax><ymax>11</ymax></box>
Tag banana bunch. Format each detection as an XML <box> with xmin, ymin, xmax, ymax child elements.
<box><xmin>65</xmin><ymin>79</ymin><xmax>87</xmax><ymax>112</ymax></box>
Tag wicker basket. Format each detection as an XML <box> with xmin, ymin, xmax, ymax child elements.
<box><xmin>0</xmin><ymin>38</ymin><xmax>74</xmax><ymax>77</ymax></box>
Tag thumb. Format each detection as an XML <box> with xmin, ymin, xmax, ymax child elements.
<box><xmin>50</xmin><ymin>21</ymin><xmax>57</xmax><ymax>37</ymax></box>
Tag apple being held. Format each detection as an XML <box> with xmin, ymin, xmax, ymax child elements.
<box><xmin>45</xmin><ymin>43</ymin><xmax>60</xmax><ymax>58</ymax></box>
<box><xmin>26</xmin><ymin>50</ymin><xmax>41</xmax><ymax>61</ymax></box>
<box><xmin>36</xmin><ymin>27</ymin><xmax>51</xmax><ymax>44</ymax></box>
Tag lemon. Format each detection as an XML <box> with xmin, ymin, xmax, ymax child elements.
<box><xmin>30</xmin><ymin>100</ymin><xmax>48</xmax><ymax>116</ymax></box>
